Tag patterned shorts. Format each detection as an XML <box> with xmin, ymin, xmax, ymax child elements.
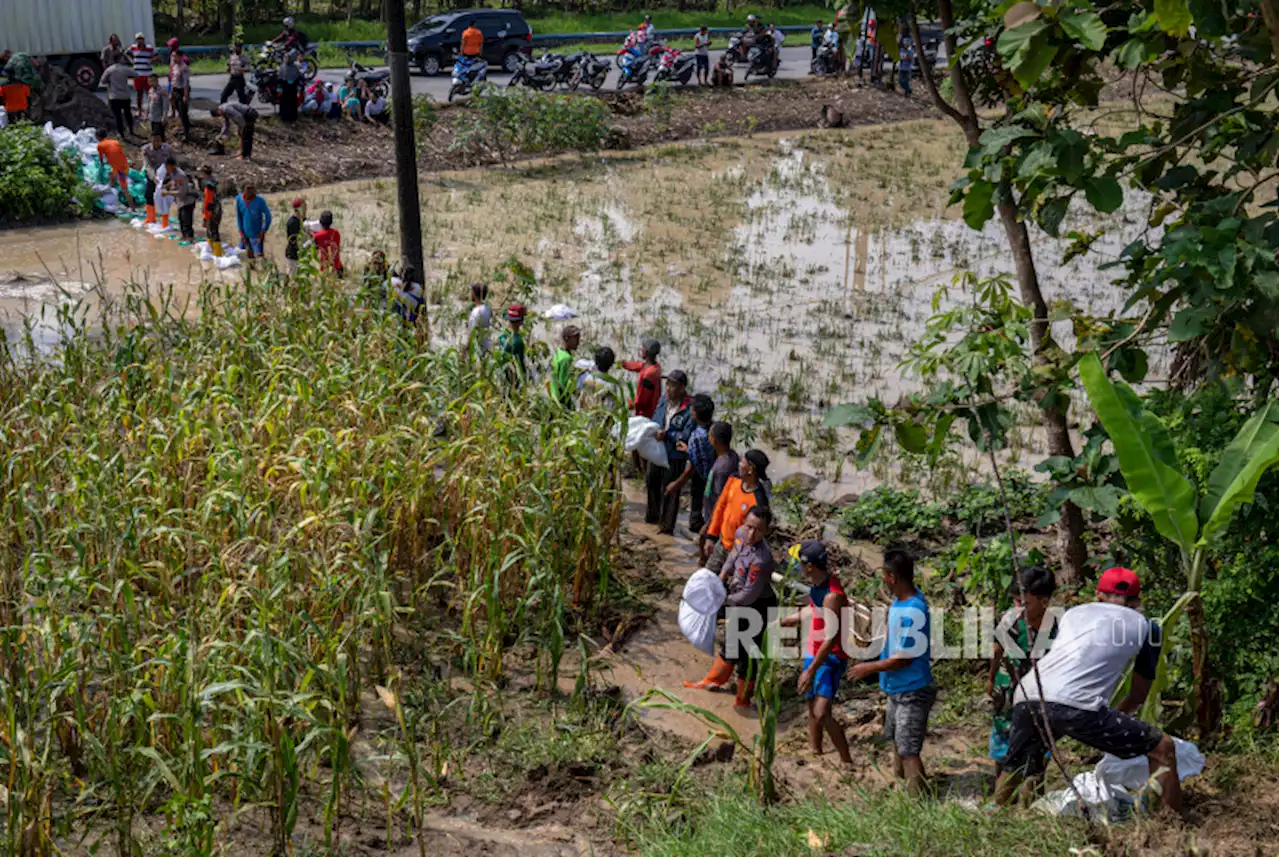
<box><xmin>1004</xmin><ymin>702</ymin><xmax>1163</xmax><ymax>778</ymax></box>
<box><xmin>884</xmin><ymin>684</ymin><xmax>937</xmax><ymax>757</ymax></box>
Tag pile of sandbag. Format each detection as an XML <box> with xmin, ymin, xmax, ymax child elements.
<box><xmin>1032</xmin><ymin>737</ymin><xmax>1206</xmax><ymax>821</ymax></box>
<box><xmin>42</xmin><ymin>122</ymin><xmax>146</xmax><ymax>215</ymax></box>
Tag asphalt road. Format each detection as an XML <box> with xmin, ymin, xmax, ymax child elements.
<box><xmin>171</xmin><ymin>45</ymin><xmax>826</xmax><ymax>108</ymax></box>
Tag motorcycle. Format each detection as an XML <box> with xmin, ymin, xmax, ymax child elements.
<box><xmin>448</xmin><ymin>55</ymin><xmax>487</xmax><ymax>101</ymax></box>
<box><xmin>251</xmin><ymin>65</ymin><xmax>283</xmax><ymax>108</ymax></box>
<box><xmin>566</xmin><ymin>52</ymin><xmax>610</xmax><ymax>91</ymax></box>
<box><xmin>810</xmin><ymin>42</ymin><xmax>838</xmax><ymax>76</ymax></box>
<box><xmin>508</xmin><ymin>53</ymin><xmax>567</xmax><ymax>91</ymax></box>
<box><xmin>258</xmin><ymin>42</ymin><xmax>319</xmax><ymax>82</ymax></box>
<box><xmin>743</xmin><ymin>44</ymin><xmax>777</xmax><ymax>80</ymax></box>
<box><xmin>615</xmin><ymin>38</ymin><xmax>666</xmax><ymax>67</ymax></box>
<box><xmin>654</xmin><ymin>49</ymin><xmax>696</xmax><ymax>85</ymax></box>
<box><xmin>349</xmin><ymin>60</ymin><xmax>390</xmax><ymax>99</ymax></box>
<box><xmin>724</xmin><ymin>33</ymin><xmax>746</xmax><ymax>63</ymax></box>
<box><xmin>615</xmin><ymin>51</ymin><xmax>652</xmax><ymax>90</ymax></box>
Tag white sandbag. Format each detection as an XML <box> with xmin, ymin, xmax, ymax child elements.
<box><xmin>574</xmin><ymin>357</ymin><xmax>596</xmax><ymax>372</ymax></box>
<box><xmin>679</xmin><ymin>600</ymin><xmax>717</xmax><ymax>655</ymax></box>
<box><xmin>679</xmin><ymin>569</ymin><xmax>726</xmax><ymax>655</ymax></box>
<box><xmin>0</xmin><ymin>107</ymin><xmax>7</xmax><ymax>128</ymax></box>
<box><xmin>542</xmin><ymin>303</ymin><xmax>577</xmax><ymax>320</ymax></box>
<box><xmin>1032</xmin><ymin>772</ymin><xmax>1135</xmax><ymax>822</ymax></box>
<box><xmin>624</xmin><ymin>416</ymin><xmax>668</xmax><ymax>468</ymax></box>
<box><xmin>1095</xmin><ymin>736</ymin><xmax>1205</xmax><ymax>790</ymax></box>
<box><xmin>130</xmin><ymin>218</ymin><xmax>147</xmax><ymax>229</ymax></box>
<box><xmin>213</xmin><ymin>254</ymin><xmax>242</xmax><ymax>270</ymax></box>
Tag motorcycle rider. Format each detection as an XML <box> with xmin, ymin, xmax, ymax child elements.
<box><xmin>458</xmin><ymin>19</ymin><xmax>484</xmax><ymax>77</ymax></box>
<box><xmin>743</xmin><ymin>14</ymin><xmax>777</xmax><ymax>74</ymax></box>
<box><xmin>270</xmin><ymin>17</ymin><xmax>310</xmax><ymax>54</ymax></box>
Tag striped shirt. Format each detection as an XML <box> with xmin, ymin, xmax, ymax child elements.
<box><xmin>129</xmin><ymin>44</ymin><xmax>156</xmax><ymax>75</ymax></box>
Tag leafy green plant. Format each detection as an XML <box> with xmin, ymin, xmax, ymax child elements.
<box><xmin>451</xmin><ymin>84</ymin><xmax>612</xmax><ymax>160</ymax></box>
<box><xmin>932</xmin><ymin>535</ymin><xmax>1046</xmax><ymax>611</ymax></box>
<box><xmin>0</xmin><ymin>123</ymin><xmax>94</xmax><ymax>224</ymax></box>
<box><xmin>839</xmin><ymin>487</ymin><xmax>942</xmax><ymax>544</ymax></box>
<box><xmin>944</xmin><ymin>471</ymin><xmax>1049</xmax><ymax>536</ymax></box>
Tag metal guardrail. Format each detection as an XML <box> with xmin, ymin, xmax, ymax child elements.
<box><xmin>177</xmin><ymin>24</ymin><xmax>819</xmax><ymax>56</ymax></box>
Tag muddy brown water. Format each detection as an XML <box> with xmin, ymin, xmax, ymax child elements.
<box><xmin>0</xmin><ymin>122</ymin><xmax>1159</xmax><ymax>498</ymax></box>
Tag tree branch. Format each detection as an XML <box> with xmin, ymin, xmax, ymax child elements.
<box><xmin>909</xmin><ymin>5</ymin><xmax>965</xmax><ymax>126</ymax></box>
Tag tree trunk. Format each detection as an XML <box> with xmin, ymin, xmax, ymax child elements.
<box><xmin>177</xmin><ymin>0</ymin><xmax>185</xmax><ymax>37</ymax></box>
<box><xmin>922</xmin><ymin>0</ymin><xmax>1088</xmax><ymax>584</ymax></box>
<box><xmin>220</xmin><ymin>0</ymin><xmax>235</xmax><ymax>39</ymax></box>
<box><xmin>384</xmin><ymin>0</ymin><xmax>427</xmax><ymax>334</ymax></box>
<box><xmin>1185</xmin><ymin>596</ymin><xmax>1218</xmax><ymax>739</ymax></box>
<box><xmin>303</xmin><ymin>0</ymin><xmax>312</xmax><ymax>15</ymax></box>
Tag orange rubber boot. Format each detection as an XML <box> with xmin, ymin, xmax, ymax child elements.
<box><xmin>144</xmin><ymin>204</ymin><xmax>156</xmax><ymax>224</ymax></box>
<box><xmin>683</xmin><ymin>656</ymin><xmax>735</xmax><ymax>691</ymax></box>
<box><xmin>161</xmin><ymin>214</ymin><xmax>170</xmax><ymax>229</ymax></box>
<box><xmin>733</xmin><ymin>680</ymin><xmax>756</xmax><ymax>709</ymax></box>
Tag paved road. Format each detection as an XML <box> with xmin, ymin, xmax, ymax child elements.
<box><xmin>172</xmin><ymin>45</ymin><xmax>825</xmax><ymax>108</ymax></box>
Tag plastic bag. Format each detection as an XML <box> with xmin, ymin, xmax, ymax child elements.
<box><xmin>213</xmin><ymin>254</ymin><xmax>241</xmax><ymax>270</ymax></box>
<box><xmin>678</xmin><ymin>569</ymin><xmax>726</xmax><ymax>654</ymax></box>
<box><xmin>1095</xmin><ymin>736</ymin><xmax>1205</xmax><ymax>790</ymax></box>
<box><xmin>542</xmin><ymin>303</ymin><xmax>577</xmax><ymax>320</ymax></box>
<box><xmin>1032</xmin><ymin>772</ymin><xmax>1135</xmax><ymax>822</ymax></box>
<box><xmin>624</xmin><ymin>416</ymin><xmax>668</xmax><ymax>468</ymax></box>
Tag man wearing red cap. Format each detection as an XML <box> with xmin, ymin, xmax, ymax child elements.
<box><xmin>994</xmin><ymin>567</ymin><xmax>1183</xmax><ymax>814</ymax></box>
<box><xmin>498</xmin><ymin>305</ymin><xmax>527</xmax><ymax>384</ymax></box>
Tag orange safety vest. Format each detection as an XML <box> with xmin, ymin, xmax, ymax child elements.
<box><xmin>461</xmin><ymin>26</ymin><xmax>484</xmax><ymax>57</ymax></box>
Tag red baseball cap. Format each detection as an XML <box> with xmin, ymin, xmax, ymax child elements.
<box><xmin>506</xmin><ymin>303</ymin><xmax>526</xmax><ymax>321</ymax></box>
<box><xmin>1097</xmin><ymin>567</ymin><xmax>1141</xmax><ymax>598</ymax></box>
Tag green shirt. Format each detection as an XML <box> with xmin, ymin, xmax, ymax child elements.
<box><xmin>995</xmin><ymin>611</ymin><xmax>1058</xmax><ymax>691</ymax></box>
<box><xmin>550</xmin><ymin>347</ymin><xmax>575</xmax><ymax>409</ymax></box>
<box><xmin>498</xmin><ymin>329</ymin><xmax>526</xmax><ymax>381</ymax></box>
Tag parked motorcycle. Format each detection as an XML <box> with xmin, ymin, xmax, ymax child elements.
<box><xmin>743</xmin><ymin>44</ymin><xmax>777</xmax><ymax>80</ymax></box>
<box><xmin>448</xmin><ymin>55</ymin><xmax>487</xmax><ymax>101</ymax></box>
<box><xmin>508</xmin><ymin>53</ymin><xmax>567</xmax><ymax>91</ymax></box>
<box><xmin>654</xmin><ymin>49</ymin><xmax>697</xmax><ymax>85</ymax></box>
<box><xmin>257</xmin><ymin>43</ymin><xmax>319</xmax><ymax>82</ymax></box>
<box><xmin>252</xmin><ymin>65</ymin><xmax>283</xmax><ymax>108</ymax></box>
<box><xmin>566</xmin><ymin>52</ymin><xmax>610</xmax><ymax>91</ymax></box>
<box><xmin>349</xmin><ymin>60</ymin><xmax>390</xmax><ymax>99</ymax></box>
<box><xmin>615</xmin><ymin>40</ymin><xmax>666</xmax><ymax>68</ymax></box>
<box><xmin>724</xmin><ymin>33</ymin><xmax>746</xmax><ymax>63</ymax></box>
<box><xmin>615</xmin><ymin>51</ymin><xmax>652</xmax><ymax>90</ymax></box>
<box><xmin>810</xmin><ymin>42</ymin><xmax>838</xmax><ymax>76</ymax></box>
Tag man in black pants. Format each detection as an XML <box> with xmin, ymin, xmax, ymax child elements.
<box><xmin>212</xmin><ymin>101</ymin><xmax>258</xmax><ymax>160</ymax></box>
<box><xmin>647</xmin><ymin>370</ymin><xmax>693</xmax><ymax>532</ymax></box>
<box><xmin>220</xmin><ymin>44</ymin><xmax>250</xmax><ymax>104</ymax></box>
<box><xmin>98</xmin><ymin>57</ymin><xmax>137</xmax><ymax>137</ymax></box>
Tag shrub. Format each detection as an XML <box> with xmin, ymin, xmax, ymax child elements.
<box><xmin>839</xmin><ymin>487</ymin><xmax>942</xmax><ymax>543</ymax></box>
<box><xmin>0</xmin><ymin>122</ymin><xmax>94</xmax><ymax>224</ymax></box>
<box><xmin>451</xmin><ymin>84</ymin><xmax>612</xmax><ymax>158</ymax></box>
<box><xmin>944</xmin><ymin>470</ymin><xmax>1050</xmax><ymax>536</ymax></box>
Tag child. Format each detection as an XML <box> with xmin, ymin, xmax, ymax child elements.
<box><xmin>781</xmin><ymin>540</ymin><xmax>854</xmax><ymax>767</ymax></box>
<box><xmin>391</xmin><ymin>265</ymin><xmax>424</xmax><ymax>324</ymax></box>
<box><xmin>577</xmin><ymin>346</ymin><xmax>623</xmax><ymax>410</ymax></box>
<box><xmin>197</xmin><ymin>165</ymin><xmax>223</xmax><ymax>255</ymax></box>
<box><xmin>700</xmin><ymin>421</ymin><xmax>738</xmax><ymax>542</ymax></box>
<box><xmin>467</xmin><ymin>282</ymin><xmax>493</xmax><ymax>353</ymax></box>
<box><xmin>362</xmin><ymin>250</ymin><xmax>389</xmax><ymax>308</ymax></box>
<box><xmin>550</xmin><ymin>325</ymin><xmax>581</xmax><ymax>410</ymax></box>
<box><xmin>95</xmin><ymin>128</ymin><xmax>135</xmax><ymax>209</ymax></box>
<box><xmin>339</xmin><ymin>77</ymin><xmax>362</xmax><ymax>120</ymax></box>
<box><xmin>497</xmin><ymin>304</ymin><xmax>527</xmax><ymax>383</ymax></box>
<box><xmin>146</xmin><ymin>73</ymin><xmax>168</xmax><ymax>139</ymax></box>
<box><xmin>285</xmin><ymin>198</ymin><xmax>305</xmax><ymax>274</ymax></box>
<box><xmin>987</xmin><ymin>566</ymin><xmax>1058</xmax><ymax>773</ymax></box>
<box><xmin>310</xmin><ymin>210</ymin><xmax>344</xmax><ymax>276</ymax></box>
<box><xmin>163</xmin><ymin>166</ymin><xmax>199</xmax><ymax>240</ymax></box>
<box><xmin>848</xmin><ymin>549</ymin><xmax>934</xmax><ymax>795</ymax></box>
<box><xmin>898</xmin><ymin>44</ymin><xmax>914</xmax><ymax>96</ymax></box>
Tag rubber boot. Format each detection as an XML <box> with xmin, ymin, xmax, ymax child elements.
<box><xmin>683</xmin><ymin>656</ymin><xmax>735</xmax><ymax>691</ymax></box>
<box><xmin>210</xmin><ymin>240</ymin><xmax>223</xmax><ymax>256</ymax></box>
<box><xmin>144</xmin><ymin>204</ymin><xmax>156</xmax><ymax>224</ymax></box>
<box><xmin>733</xmin><ymin>679</ymin><xmax>756</xmax><ymax>709</ymax></box>
<box><xmin>161</xmin><ymin>214</ymin><xmax>170</xmax><ymax>229</ymax></box>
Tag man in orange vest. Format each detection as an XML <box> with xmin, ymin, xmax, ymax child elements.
<box><xmin>460</xmin><ymin>21</ymin><xmax>484</xmax><ymax>61</ymax></box>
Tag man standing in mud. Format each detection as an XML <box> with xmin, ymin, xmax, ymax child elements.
<box><xmin>995</xmin><ymin>568</ymin><xmax>1182</xmax><ymax>815</ymax></box>
<box><xmin>649</xmin><ymin>370</ymin><xmax>693</xmax><ymax>532</ymax></box>
<box><xmin>235</xmin><ymin>183</ymin><xmax>272</xmax><ymax>260</ymax></box>
<box><xmin>664</xmin><ymin>392</ymin><xmax>715</xmax><ymax>535</ymax></box>
<box><xmin>620</xmin><ymin>338</ymin><xmax>662</xmax><ymax>419</ymax></box>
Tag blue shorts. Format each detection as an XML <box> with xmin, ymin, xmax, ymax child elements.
<box><xmin>803</xmin><ymin>654</ymin><xmax>847</xmax><ymax>700</ymax></box>
<box><xmin>239</xmin><ymin>235</ymin><xmax>264</xmax><ymax>255</ymax></box>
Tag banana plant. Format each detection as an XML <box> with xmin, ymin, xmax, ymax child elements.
<box><xmin>1079</xmin><ymin>352</ymin><xmax>1278</xmax><ymax>733</ymax></box>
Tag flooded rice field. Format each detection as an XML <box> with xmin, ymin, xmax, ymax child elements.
<box><xmin>0</xmin><ymin>119</ymin><xmax>1157</xmax><ymax>497</ymax></box>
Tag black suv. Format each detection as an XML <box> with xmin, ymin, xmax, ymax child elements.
<box><xmin>406</xmin><ymin>9</ymin><xmax>533</xmax><ymax>76</ymax></box>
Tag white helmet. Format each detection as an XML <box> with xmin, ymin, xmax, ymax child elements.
<box><xmin>283</xmin><ymin>16</ymin><xmax>295</xmax><ymax>28</ymax></box>
<box><xmin>746</xmin><ymin>13</ymin><xmax>760</xmax><ymax>24</ymax></box>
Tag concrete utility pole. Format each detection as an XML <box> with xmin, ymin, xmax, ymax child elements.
<box><xmin>384</xmin><ymin>0</ymin><xmax>425</xmax><ymax>281</ymax></box>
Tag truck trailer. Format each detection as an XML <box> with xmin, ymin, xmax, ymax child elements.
<box><xmin>0</xmin><ymin>0</ymin><xmax>155</xmax><ymax>89</ymax></box>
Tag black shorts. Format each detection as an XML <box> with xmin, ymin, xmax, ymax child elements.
<box><xmin>696</xmin><ymin>54</ymin><xmax>709</xmax><ymax>71</ymax></box>
<box><xmin>1004</xmin><ymin>702</ymin><xmax>1163</xmax><ymax>777</ymax></box>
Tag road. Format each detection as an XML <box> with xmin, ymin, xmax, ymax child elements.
<box><xmin>168</xmin><ymin>45</ymin><xmax>827</xmax><ymax>108</ymax></box>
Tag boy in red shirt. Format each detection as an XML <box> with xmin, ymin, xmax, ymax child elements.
<box><xmin>620</xmin><ymin>338</ymin><xmax>662</xmax><ymax>418</ymax></box>
<box><xmin>310</xmin><ymin>209</ymin><xmax>344</xmax><ymax>276</ymax></box>
<box><xmin>95</xmin><ymin>128</ymin><xmax>136</xmax><ymax>209</ymax></box>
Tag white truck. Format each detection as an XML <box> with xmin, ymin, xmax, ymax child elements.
<box><xmin>0</xmin><ymin>0</ymin><xmax>155</xmax><ymax>89</ymax></box>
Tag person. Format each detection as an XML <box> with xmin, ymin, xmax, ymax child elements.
<box><xmin>848</xmin><ymin>549</ymin><xmax>934</xmax><ymax>796</ymax></box>
<box><xmin>95</xmin><ymin>129</ymin><xmax>135</xmax><ymax>209</ymax></box>
<box><xmin>684</xmin><ymin>505</ymin><xmax>777</xmax><ymax>709</ymax></box>
<box><xmin>550</xmin><ymin>325</ymin><xmax>581</xmax><ymax>410</ymax></box>
<box><xmin>361</xmin><ymin>250</ymin><xmax>390</xmax><ymax>308</ymax></box>
<box><xmin>279</xmin><ymin>52</ymin><xmax>302</xmax><ymax>124</ymax></box>
<box><xmin>1</xmin><ymin>79</ymin><xmax>29</xmax><ymax>122</ymax></box>
<box><xmin>138</xmin><ymin>133</ymin><xmax>172</xmax><ymax>224</ymax></box>
<box><xmin>146</xmin><ymin>74</ymin><xmax>168</xmax><ymax>139</ymax></box>
<box><xmin>164</xmin><ymin>165</ymin><xmax>199</xmax><ymax>240</ymax></box>
<box><xmin>222</xmin><ymin>43</ymin><xmax>250</xmax><ymax>104</ymax></box>
<box><xmin>168</xmin><ymin>49</ymin><xmax>191</xmax><ymax>137</ymax></box>
<box><xmin>700</xmin><ymin>421</ymin><xmax>738</xmax><ymax>543</ymax></box>
<box><xmin>780</xmin><ymin>540</ymin><xmax>854</xmax><ymax>766</ymax></box>
<box><xmin>898</xmin><ymin>42</ymin><xmax>914</xmax><ymax>96</ymax></box>
<box><xmin>577</xmin><ymin>346</ymin><xmax>624</xmax><ymax>410</ymax></box>
<box><xmin>853</xmin><ymin>31</ymin><xmax>867</xmax><ymax>81</ymax></box>
<box><xmin>620</xmin><ymin>338</ymin><xmax>662</xmax><ymax>418</ymax></box>
<box><xmin>665</xmin><ymin>392</ymin><xmax>714</xmax><ymax>534</ymax></box>
<box><xmin>642</xmin><ymin>14</ymin><xmax>656</xmax><ymax>46</ymax></box>
<box><xmin>284</xmin><ymin>198</ymin><xmax>305</xmax><ymax>274</ymax></box>
<box><xmin>154</xmin><ymin>155</ymin><xmax>180</xmax><ymax>228</ymax></box>
<box><xmin>649</xmin><ymin>371</ymin><xmax>693</xmax><ymax>531</ymax></box>
<box><xmin>391</xmin><ymin>265</ymin><xmax>425</xmax><ymax>324</ymax></box>
<box><xmin>498</xmin><ymin>304</ymin><xmax>527</xmax><ymax>383</ymax></box>
<box><xmin>311</xmin><ymin>210</ymin><xmax>344</xmax><ymax>276</ymax></box>
<box><xmin>712</xmin><ymin>51</ymin><xmax>734</xmax><ymax>86</ymax></box>
<box><xmin>988</xmin><ymin>566</ymin><xmax>1059</xmax><ymax>774</ymax></box>
<box><xmin>197</xmin><ymin>165</ymin><xmax>223</xmax><ymax>255</ymax></box>
<box><xmin>338</xmin><ymin>76</ymin><xmax>362</xmax><ymax>120</ymax></box>
<box><xmin>102</xmin><ymin>35</ymin><xmax>126</xmax><ymax>72</ymax></box>
<box><xmin>363</xmin><ymin>87</ymin><xmax>388</xmax><ymax>124</ymax></box>
<box><xmin>701</xmin><ymin>449</ymin><xmax>770</xmax><ymax>572</ymax></box>
<box><xmin>302</xmin><ymin>79</ymin><xmax>326</xmax><ymax>117</ymax></box>
<box><xmin>811</xmin><ymin>20</ymin><xmax>825</xmax><ymax>59</ymax></box>
<box><xmin>467</xmin><ymin>282</ymin><xmax>493</xmax><ymax>353</ymax></box>
<box><xmin>99</xmin><ymin>57</ymin><xmax>138</xmax><ymax>137</ymax></box>
<box><xmin>325</xmin><ymin>82</ymin><xmax>342</xmax><ymax>120</ymax></box>
<box><xmin>461</xmin><ymin>20</ymin><xmax>484</xmax><ymax>60</ymax></box>
<box><xmin>235</xmin><ymin>183</ymin><xmax>272</xmax><ymax>259</ymax></box>
<box><xmin>693</xmin><ymin>26</ymin><xmax>711</xmax><ymax>85</ymax></box>
<box><xmin>270</xmin><ymin>16</ymin><xmax>310</xmax><ymax>53</ymax></box>
<box><xmin>212</xmin><ymin>101</ymin><xmax>258</xmax><ymax>160</ymax></box>
<box><xmin>1</xmin><ymin>50</ymin><xmax>42</xmax><ymax>95</ymax></box>
<box><xmin>127</xmin><ymin>34</ymin><xmax>156</xmax><ymax>118</ymax></box>
<box><xmin>995</xmin><ymin>567</ymin><xmax>1182</xmax><ymax>815</ymax></box>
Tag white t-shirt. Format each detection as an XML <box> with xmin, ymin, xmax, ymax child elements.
<box><xmin>694</xmin><ymin>33</ymin><xmax>711</xmax><ymax>55</ymax></box>
<box><xmin>366</xmin><ymin>96</ymin><xmax>386</xmax><ymax>116</ymax></box>
<box><xmin>1013</xmin><ymin>602</ymin><xmax>1160</xmax><ymax>711</ymax></box>
<box><xmin>468</xmin><ymin>302</ymin><xmax>493</xmax><ymax>351</ymax></box>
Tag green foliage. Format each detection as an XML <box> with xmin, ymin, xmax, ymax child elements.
<box><xmin>944</xmin><ymin>470</ymin><xmax>1049</xmax><ymax>536</ymax></box>
<box><xmin>839</xmin><ymin>487</ymin><xmax>942</xmax><ymax>543</ymax></box>
<box><xmin>645</xmin><ymin>81</ymin><xmax>676</xmax><ymax>133</ymax></box>
<box><xmin>931</xmin><ymin>535</ymin><xmax>1046</xmax><ymax>611</ymax></box>
<box><xmin>0</xmin><ymin>123</ymin><xmax>94</xmax><ymax>225</ymax></box>
<box><xmin>451</xmin><ymin>84</ymin><xmax>612</xmax><ymax>158</ymax></box>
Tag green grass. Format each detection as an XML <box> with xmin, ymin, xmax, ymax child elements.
<box><xmin>625</xmin><ymin>778</ymin><xmax>1091</xmax><ymax>857</ymax></box>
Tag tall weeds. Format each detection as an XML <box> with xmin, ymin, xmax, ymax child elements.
<box><xmin>0</xmin><ymin>271</ymin><xmax>622</xmax><ymax>852</ymax></box>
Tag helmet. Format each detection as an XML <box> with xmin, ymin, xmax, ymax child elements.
<box><xmin>746</xmin><ymin>13</ymin><xmax>759</xmax><ymax>24</ymax></box>
<box><xmin>283</xmin><ymin>16</ymin><xmax>295</xmax><ymax>28</ymax></box>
